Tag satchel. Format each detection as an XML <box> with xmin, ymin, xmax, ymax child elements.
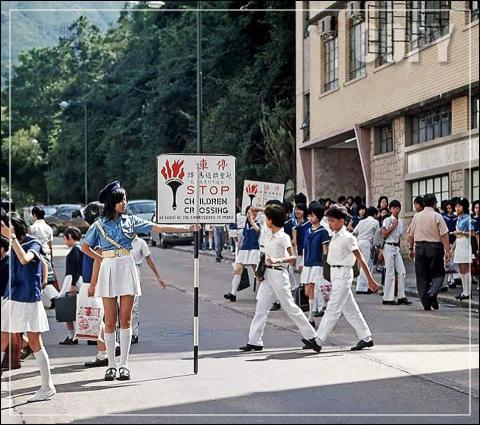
<box><xmin>55</xmin><ymin>295</ymin><xmax>77</xmax><ymax>323</ymax></box>
<box><xmin>294</xmin><ymin>285</ymin><xmax>310</xmax><ymax>311</ymax></box>
<box><xmin>255</xmin><ymin>252</ymin><xmax>267</xmax><ymax>282</ymax></box>
<box><xmin>238</xmin><ymin>269</ymin><xmax>250</xmax><ymax>291</ymax></box>
<box><xmin>322</xmin><ymin>254</ymin><xmax>359</xmax><ymax>281</ymax></box>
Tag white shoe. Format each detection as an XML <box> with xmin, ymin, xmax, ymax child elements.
<box><xmin>28</xmin><ymin>386</ymin><xmax>56</xmax><ymax>402</ymax></box>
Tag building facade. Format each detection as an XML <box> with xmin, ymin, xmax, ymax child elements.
<box><xmin>296</xmin><ymin>0</ymin><xmax>479</xmax><ymax>219</ymax></box>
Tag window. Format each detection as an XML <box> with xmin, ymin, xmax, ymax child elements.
<box><xmin>411</xmin><ymin>175</ymin><xmax>449</xmax><ymax>210</ymax></box>
<box><xmin>324</xmin><ymin>36</ymin><xmax>339</xmax><ymax>92</ymax></box>
<box><xmin>301</xmin><ymin>93</ymin><xmax>310</xmax><ymax>142</ymax></box>
<box><xmin>471</xmin><ymin>1</ymin><xmax>479</xmax><ymax>21</ymax></box>
<box><xmin>377</xmin><ymin>1</ymin><xmax>394</xmax><ymax>65</ymax></box>
<box><xmin>472</xmin><ymin>95</ymin><xmax>479</xmax><ymax>129</ymax></box>
<box><xmin>406</xmin><ymin>1</ymin><xmax>450</xmax><ymax>50</ymax></box>
<box><xmin>349</xmin><ymin>19</ymin><xmax>366</xmax><ymax>80</ymax></box>
<box><xmin>473</xmin><ymin>168</ymin><xmax>479</xmax><ymax>201</ymax></box>
<box><xmin>410</xmin><ymin>104</ymin><xmax>451</xmax><ymax>145</ymax></box>
<box><xmin>375</xmin><ymin>124</ymin><xmax>393</xmax><ymax>154</ymax></box>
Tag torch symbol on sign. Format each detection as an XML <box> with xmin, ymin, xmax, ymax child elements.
<box><xmin>161</xmin><ymin>160</ymin><xmax>185</xmax><ymax>210</ymax></box>
<box><xmin>245</xmin><ymin>184</ymin><xmax>258</xmax><ymax>206</ymax></box>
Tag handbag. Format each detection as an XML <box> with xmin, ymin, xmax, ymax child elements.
<box><xmin>294</xmin><ymin>285</ymin><xmax>309</xmax><ymax>311</ymax></box>
<box><xmin>55</xmin><ymin>295</ymin><xmax>77</xmax><ymax>323</ymax></box>
<box><xmin>75</xmin><ymin>283</ymin><xmax>104</xmax><ymax>340</ymax></box>
<box><xmin>255</xmin><ymin>252</ymin><xmax>267</xmax><ymax>282</ymax></box>
<box><xmin>238</xmin><ymin>268</ymin><xmax>250</xmax><ymax>291</ymax></box>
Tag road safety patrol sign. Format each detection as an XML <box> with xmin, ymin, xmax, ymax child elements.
<box><xmin>157</xmin><ymin>154</ymin><xmax>236</xmax><ymax>224</ymax></box>
<box><xmin>241</xmin><ymin>179</ymin><xmax>285</xmax><ymax>212</ymax></box>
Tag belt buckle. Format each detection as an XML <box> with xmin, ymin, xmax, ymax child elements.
<box><xmin>114</xmin><ymin>250</ymin><xmax>120</xmax><ymax>257</ymax></box>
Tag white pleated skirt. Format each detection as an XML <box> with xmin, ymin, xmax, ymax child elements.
<box><xmin>235</xmin><ymin>249</ymin><xmax>260</xmax><ymax>266</ymax></box>
<box><xmin>300</xmin><ymin>266</ymin><xmax>324</xmax><ymax>284</ymax></box>
<box><xmin>95</xmin><ymin>255</ymin><xmax>142</xmax><ymax>298</ymax></box>
<box><xmin>1</xmin><ymin>299</ymin><xmax>49</xmax><ymax>333</ymax></box>
<box><xmin>454</xmin><ymin>237</ymin><xmax>472</xmax><ymax>264</ymax></box>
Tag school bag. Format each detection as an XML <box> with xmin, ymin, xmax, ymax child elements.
<box><xmin>294</xmin><ymin>285</ymin><xmax>309</xmax><ymax>311</ymax></box>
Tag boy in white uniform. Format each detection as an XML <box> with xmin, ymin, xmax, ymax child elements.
<box><xmin>239</xmin><ymin>205</ymin><xmax>320</xmax><ymax>352</ymax></box>
<box><xmin>381</xmin><ymin>200</ymin><xmax>411</xmax><ymax>305</ymax></box>
<box><xmin>303</xmin><ymin>205</ymin><xmax>379</xmax><ymax>352</ymax></box>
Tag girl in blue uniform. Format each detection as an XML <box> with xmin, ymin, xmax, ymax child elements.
<box><xmin>1</xmin><ymin>212</ymin><xmax>55</xmax><ymax>402</ymax></box>
<box><xmin>292</xmin><ymin>203</ymin><xmax>310</xmax><ymax>290</ymax></box>
<box><xmin>224</xmin><ymin>206</ymin><xmax>260</xmax><ymax>302</ymax></box>
<box><xmin>300</xmin><ymin>204</ymin><xmax>331</xmax><ymax>328</ymax></box>
<box><xmin>82</xmin><ymin>181</ymin><xmax>195</xmax><ymax>381</ymax></box>
<box><xmin>452</xmin><ymin>197</ymin><xmax>474</xmax><ymax>300</ymax></box>
<box><xmin>473</xmin><ymin>200</ymin><xmax>480</xmax><ymax>257</ymax></box>
<box><xmin>441</xmin><ymin>200</ymin><xmax>458</xmax><ymax>288</ymax></box>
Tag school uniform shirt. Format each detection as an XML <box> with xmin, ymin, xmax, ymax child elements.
<box><xmin>264</xmin><ymin>229</ymin><xmax>292</xmax><ymax>269</ymax></box>
<box><xmin>456</xmin><ymin>214</ymin><xmax>474</xmax><ymax>233</ymax></box>
<box><xmin>84</xmin><ymin>214</ymin><xmax>154</xmax><ymax>251</ymax></box>
<box><xmin>3</xmin><ymin>236</ymin><xmax>43</xmax><ymax>303</ymax></box>
<box><xmin>29</xmin><ymin>219</ymin><xmax>53</xmax><ymax>258</ymax></box>
<box><xmin>350</xmin><ymin>215</ymin><xmax>363</xmax><ymax>229</ymax></box>
<box><xmin>1</xmin><ymin>254</ymin><xmax>9</xmax><ymax>298</ymax></box>
<box><xmin>382</xmin><ymin>216</ymin><xmax>404</xmax><ymax>243</ymax></box>
<box><xmin>283</xmin><ymin>218</ymin><xmax>296</xmax><ymax>238</ymax></box>
<box><xmin>442</xmin><ymin>213</ymin><xmax>457</xmax><ymax>244</ymax></box>
<box><xmin>81</xmin><ymin>253</ymin><xmax>94</xmax><ymax>283</ymax></box>
<box><xmin>294</xmin><ymin>220</ymin><xmax>312</xmax><ymax>256</ymax></box>
<box><xmin>240</xmin><ymin>221</ymin><xmax>260</xmax><ymax>250</ymax></box>
<box><xmin>353</xmin><ymin>216</ymin><xmax>380</xmax><ymax>245</ymax></box>
<box><xmin>66</xmin><ymin>243</ymin><xmax>84</xmax><ymax>287</ymax></box>
<box><xmin>474</xmin><ymin>216</ymin><xmax>480</xmax><ymax>235</ymax></box>
<box><xmin>131</xmin><ymin>237</ymin><xmax>152</xmax><ymax>266</ymax></box>
<box><xmin>303</xmin><ymin>226</ymin><xmax>330</xmax><ymax>267</ymax></box>
<box><xmin>320</xmin><ymin>216</ymin><xmax>333</xmax><ymax>237</ymax></box>
<box><xmin>327</xmin><ymin>226</ymin><xmax>358</xmax><ymax>268</ymax></box>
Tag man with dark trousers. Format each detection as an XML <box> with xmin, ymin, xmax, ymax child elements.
<box><xmin>407</xmin><ymin>194</ymin><xmax>450</xmax><ymax>310</ymax></box>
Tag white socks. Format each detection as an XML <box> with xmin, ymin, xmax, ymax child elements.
<box><xmin>119</xmin><ymin>328</ymin><xmax>132</xmax><ymax>368</ymax></box>
<box><xmin>67</xmin><ymin>330</ymin><xmax>74</xmax><ymax>339</ymax></box>
<box><xmin>33</xmin><ymin>347</ymin><xmax>54</xmax><ymax>390</ymax></box>
<box><xmin>104</xmin><ymin>332</ymin><xmax>117</xmax><ymax>368</ymax></box>
<box><xmin>308</xmin><ymin>299</ymin><xmax>314</xmax><ymax>321</ymax></box>
<box><xmin>461</xmin><ymin>273</ymin><xmax>471</xmax><ymax>296</ymax></box>
<box><xmin>231</xmin><ymin>274</ymin><xmax>241</xmax><ymax>295</ymax></box>
<box><xmin>97</xmin><ymin>351</ymin><xmax>107</xmax><ymax>360</ymax></box>
<box><xmin>209</xmin><ymin>239</ymin><xmax>213</xmax><ymax>250</ymax></box>
<box><xmin>1</xmin><ymin>351</ymin><xmax>4</xmax><ymax>364</ymax></box>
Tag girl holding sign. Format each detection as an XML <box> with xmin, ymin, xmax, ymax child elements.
<box><xmin>224</xmin><ymin>206</ymin><xmax>260</xmax><ymax>302</ymax></box>
<box><xmin>82</xmin><ymin>181</ymin><xmax>196</xmax><ymax>382</ymax></box>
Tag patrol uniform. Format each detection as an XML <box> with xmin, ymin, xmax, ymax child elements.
<box><xmin>454</xmin><ymin>214</ymin><xmax>474</xmax><ymax>298</ymax></box>
<box><xmin>235</xmin><ymin>220</ymin><xmax>260</xmax><ymax>266</ymax></box>
<box><xmin>247</xmin><ymin>229</ymin><xmax>318</xmax><ymax>347</ymax></box>
<box><xmin>382</xmin><ymin>216</ymin><xmax>406</xmax><ymax>302</ymax></box>
<box><xmin>316</xmin><ymin>226</ymin><xmax>372</xmax><ymax>346</ymax></box>
<box><xmin>353</xmin><ymin>216</ymin><xmax>379</xmax><ymax>293</ymax></box>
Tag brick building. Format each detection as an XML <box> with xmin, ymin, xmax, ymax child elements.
<box><xmin>296</xmin><ymin>1</ymin><xmax>479</xmax><ymax>221</ymax></box>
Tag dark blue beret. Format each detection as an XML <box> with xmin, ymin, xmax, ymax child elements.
<box><xmin>98</xmin><ymin>181</ymin><xmax>120</xmax><ymax>204</ymax></box>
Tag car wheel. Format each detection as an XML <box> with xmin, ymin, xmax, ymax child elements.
<box><xmin>160</xmin><ymin>238</ymin><xmax>170</xmax><ymax>249</ymax></box>
<box><xmin>150</xmin><ymin>239</ymin><xmax>157</xmax><ymax>247</ymax></box>
<box><xmin>51</xmin><ymin>224</ymin><xmax>60</xmax><ymax>236</ymax></box>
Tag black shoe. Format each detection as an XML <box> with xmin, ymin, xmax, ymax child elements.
<box><xmin>427</xmin><ymin>293</ymin><xmax>439</xmax><ymax>310</ymax></box>
<box><xmin>448</xmin><ymin>281</ymin><xmax>457</xmax><ymax>289</ymax></box>
<box><xmin>115</xmin><ymin>346</ymin><xmax>121</xmax><ymax>357</ymax></box>
<box><xmin>423</xmin><ymin>305</ymin><xmax>432</xmax><ymax>311</ymax></box>
<box><xmin>215</xmin><ymin>257</ymin><xmax>222</xmax><ymax>263</ymax></box>
<box><xmin>131</xmin><ymin>336</ymin><xmax>139</xmax><ymax>344</ymax></box>
<box><xmin>318</xmin><ymin>309</ymin><xmax>325</xmax><ymax>317</ymax></box>
<box><xmin>440</xmin><ymin>286</ymin><xmax>448</xmax><ymax>293</ymax></box>
<box><xmin>104</xmin><ymin>367</ymin><xmax>117</xmax><ymax>381</ymax></box>
<box><xmin>313</xmin><ymin>311</ymin><xmax>322</xmax><ymax>317</ymax></box>
<box><xmin>87</xmin><ymin>340</ymin><xmax>97</xmax><ymax>346</ymax></box>
<box><xmin>379</xmin><ymin>292</ymin><xmax>384</xmax><ymax>296</ymax></box>
<box><xmin>59</xmin><ymin>337</ymin><xmax>78</xmax><ymax>345</ymax></box>
<box><xmin>301</xmin><ymin>338</ymin><xmax>322</xmax><ymax>353</ymax></box>
<box><xmin>85</xmin><ymin>357</ymin><xmax>108</xmax><ymax>368</ymax></box>
<box><xmin>20</xmin><ymin>345</ymin><xmax>33</xmax><ymax>360</ymax></box>
<box><xmin>271</xmin><ymin>302</ymin><xmax>281</xmax><ymax>311</ymax></box>
<box><xmin>118</xmin><ymin>367</ymin><xmax>131</xmax><ymax>381</ymax></box>
<box><xmin>239</xmin><ymin>344</ymin><xmax>263</xmax><ymax>352</ymax></box>
<box><xmin>224</xmin><ymin>293</ymin><xmax>237</xmax><ymax>302</ymax></box>
<box><xmin>49</xmin><ymin>298</ymin><xmax>56</xmax><ymax>309</ymax></box>
<box><xmin>455</xmin><ymin>278</ymin><xmax>462</xmax><ymax>285</ymax></box>
<box><xmin>351</xmin><ymin>339</ymin><xmax>374</xmax><ymax>351</ymax></box>
<box><xmin>382</xmin><ymin>300</ymin><xmax>398</xmax><ymax>305</ymax></box>
<box><xmin>397</xmin><ymin>298</ymin><xmax>412</xmax><ymax>305</ymax></box>
<box><xmin>309</xmin><ymin>320</ymin><xmax>316</xmax><ymax>329</ymax></box>
<box><xmin>455</xmin><ymin>294</ymin><xmax>471</xmax><ymax>301</ymax></box>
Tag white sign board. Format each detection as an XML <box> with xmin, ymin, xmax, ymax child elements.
<box><xmin>157</xmin><ymin>154</ymin><xmax>236</xmax><ymax>224</ymax></box>
<box><xmin>241</xmin><ymin>180</ymin><xmax>285</xmax><ymax>212</ymax></box>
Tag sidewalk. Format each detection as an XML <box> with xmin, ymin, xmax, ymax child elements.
<box><xmin>168</xmin><ymin>245</ymin><xmax>479</xmax><ymax>310</ymax></box>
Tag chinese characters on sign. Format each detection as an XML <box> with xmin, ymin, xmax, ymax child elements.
<box><xmin>157</xmin><ymin>154</ymin><xmax>236</xmax><ymax>224</ymax></box>
<box><xmin>241</xmin><ymin>180</ymin><xmax>285</xmax><ymax>212</ymax></box>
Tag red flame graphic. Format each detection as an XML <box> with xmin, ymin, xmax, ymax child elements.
<box><xmin>245</xmin><ymin>184</ymin><xmax>258</xmax><ymax>195</ymax></box>
<box><xmin>161</xmin><ymin>159</ymin><xmax>185</xmax><ymax>181</ymax></box>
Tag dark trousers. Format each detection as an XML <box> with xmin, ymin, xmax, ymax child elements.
<box><xmin>414</xmin><ymin>242</ymin><xmax>445</xmax><ymax>309</ymax></box>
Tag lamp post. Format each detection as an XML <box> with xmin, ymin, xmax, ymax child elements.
<box><xmin>59</xmin><ymin>100</ymin><xmax>88</xmax><ymax>205</ymax></box>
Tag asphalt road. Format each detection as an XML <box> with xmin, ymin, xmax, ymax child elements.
<box><xmin>1</xmin><ymin>241</ymin><xmax>479</xmax><ymax>424</ymax></box>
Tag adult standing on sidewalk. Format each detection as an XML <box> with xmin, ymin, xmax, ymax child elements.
<box><xmin>29</xmin><ymin>206</ymin><xmax>53</xmax><ymax>261</ymax></box>
<box><xmin>407</xmin><ymin>194</ymin><xmax>450</xmax><ymax>311</ymax></box>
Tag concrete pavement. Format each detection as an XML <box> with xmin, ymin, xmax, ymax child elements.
<box><xmin>1</xmin><ymin>242</ymin><xmax>478</xmax><ymax>424</ymax></box>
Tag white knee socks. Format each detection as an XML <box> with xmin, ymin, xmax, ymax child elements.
<box><xmin>119</xmin><ymin>328</ymin><xmax>132</xmax><ymax>368</ymax></box>
<box><xmin>231</xmin><ymin>274</ymin><xmax>241</xmax><ymax>295</ymax></box>
<box><xmin>33</xmin><ymin>347</ymin><xmax>54</xmax><ymax>390</ymax></box>
<box><xmin>1</xmin><ymin>351</ymin><xmax>4</xmax><ymax>364</ymax></box>
<box><xmin>308</xmin><ymin>299</ymin><xmax>314</xmax><ymax>321</ymax></box>
<box><xmin>461</xmin><ymin>273</ymin><xmax>471</xmax><ymax>296</ymax></box>
<box><xmin>104</xmin><ymin>332</ymin><xmax>116</xmax><ymax>368</ymax></box>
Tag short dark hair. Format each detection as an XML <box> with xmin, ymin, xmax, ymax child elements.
<box><xmin>103</xmin><ymin>187</ymin><xmax>127</xmax><ymax>220</ymax></box>
<box><xmin>414</xmin><ymin>196</ymin><xmax>425</xmax><ymax>207</ymax></box>
<box><xmin>473</xmin><ymin>200</ymin><xmax>480</xmax><ymax>215</ymax></box>
<box><xmin>440</xmin><ymin>199</ymin><xmax>451</xmax><ymax>211</ymax></box>
<box><xmin>294</xmin><ymin>203</ymin><xmax>308</xmax><ymax>220</ymax></box>
<box><xmin>84</xmin><ymin>202</ymin><xmax>104</xmax><ymax>225</ymax></box>
<box><xmin>1</xmin><ymin>212</ymin><xmax>28</xmax><ymax>240</ymax></box>
<box><xmin>424</xmin><ymin>194</ymin><xmax>437</xmax><ymax>207</ymax></box>
<box><xmin>64</xmin><ymin>226</ymin><xmax>82</xmax><ymax>241</ymax></box>
<box><xmin>264</xmin><ymin>205</ymin><xmax>285</xmax><ymax>228</ymax></box>
<box><xmin>377</xmin><ymin>196</ymin><xmax>389</xmax><ymax>208</ymax></box>
<box><xmin>265</xmin><ymin>199</ymin><xmax>283</xmax><ymax>208</ymax></box>
<box><xmin>357</xmin><ymin>204</ymin><xmax>366</xmax><ymax>213</ymax></box>
<box><xmin>308</xmin><ymin>203</ymin><xmax>325</xmax><ymax>221</ymax></box>
<box><xmin>337</xmin><ymin>195</ymin><xmax>347</xmax><ymax>204</ymax></box>
<box><xmin>325</xmin><ymin>205</ymin><xmax>348</xmax><ymax>220</ymax></box>
<box><xmin>31</xmin><ymin>206</ymin><xmax>45</xmax><ymax>219</ymax></box>
<box><xmin>282</xmin><ymin>201</ymin><xmax>293</xmax><ymax>215</ymax></box>
<box><xmin>366</xmin><ymin>206</ymin><xmax>378</xmax><ymax>217</ymax></box>
<box><xmin>454</xmin><ymin>197</ymin><xmax>469</xmax><ymax>213</ymax></box>
<box><xmin>389</xmin><ymin>200</ymin><xmax>401</xmax><ymax>209</ymax></box>
<box><xmin>354</xmin><ymin>196</ymin><xmax>363</xmax><ymax>205</ymax></box>
<box><xmin>1</xmin><ymin>199</ymin><xmax>15</xmax><ymax>213</ymax></box>
<box><xmin>294</xmin><ymin>193</ymin><xmax>307</xmax><ymax>205</ymax></box>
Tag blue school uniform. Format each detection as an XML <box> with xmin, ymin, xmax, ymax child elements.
<box><xmin>240</xmin><ymin>221</ymin><xmax>260</xmax><ymax>250</ymax></box>
<box><xmin>1</xmin><ymin>254</ymin><xmax>9</xmax><ymax>298</ymax></box>
<box><xmin>84</xmin><ymin>214</ymin><xmax>154</xmax><ymax>251</ymax></box>
<box><xmin>351</xmin><ymin>215</ymin><xmax>364</xmax><ymax>228</ymax></box>
<box><xmin>456</xmin><ymin>214</ymin><xmax>474</xmax><ymax>232</ymax></box>
<box><xmin>473</xmin><ymin>216</ymin><xmax>480</xmax><ymax>235</ymax></box>
<box><xmin>442</xmin><ymin>213</ymin><xmax>457</xmax><ymax>244</ymax></box>
<box><xmin>283</xmin><ymin>218</ymin><xmax>296</xmax><ymax>238</ymax></box>
<box><xmin>303</xmin><ymin>226</ymin><xmax>330</xmax><ymax>267</ymax></box>
<box><xmin>82</xmin><ymin>254</ymin><xmax>94</xmax><ymax>283</ymax></box>
<box><xmin>294</xmin><ymin>220</ymin><xmax>312</xmax><ymax>256</ymax></box>
<box><xmin>3</xmin><ymin>236</ymin><xmax>43</xmax><ymax>303</ymax></box>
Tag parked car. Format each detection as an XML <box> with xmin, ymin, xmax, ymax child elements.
<box><xmin>150</xmin><ymin>213</ymin><xmax>194</xmax><ymax>248</ymax></box>
<box><xmin>127</xmin><ymin>200</ymin><xmax>156</xmax><ymax>240</ymax></box>
<box><xmin>45</xmin><ymin>204</ymin><xmax>89</xmax><ymax>236</ymax></box>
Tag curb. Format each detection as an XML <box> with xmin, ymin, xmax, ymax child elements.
<box><xmin>165</xmin><ymin>245</ymin><xmax>479</xmax><ymax>310</ymax></box>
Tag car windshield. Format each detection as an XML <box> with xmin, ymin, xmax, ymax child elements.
<box><xmin>44</xmin><ymin>207</ymin><xmax>57</xmax><ymax>217</ymax></box>
<box><xmin>129</xmin><ymin>202</ymin><xmax>156</xmax><ymax>215</ymax></box>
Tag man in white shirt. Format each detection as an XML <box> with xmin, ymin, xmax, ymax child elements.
<box><xmin>303</xmin><ymin>205</ymin><xmax>379</xmax><ymax>353</ymax></box>
<box><xmin>352</xmin><ymin>206</ymin><xmax>379</xmax><ymax>294</ymax></box>
<box><xmin>29</xmin><ymin>206</ymin><xmax>53</xmax><ymax>260</ymax></box>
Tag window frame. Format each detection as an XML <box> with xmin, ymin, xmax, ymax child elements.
<box><xmin>409</xmin><ymin>104</ymin><xmax>452</xmax><ymax>145</ymax></box>
<box><xmin>324</xmin><ymin>35</ymin><xmax>339</xmax><ymax>92</ymax></box>
<box><xmin>374</xmin><ymin>124</ymin><xmax>394</xmax><ymax>155</ymax></box>
<box><xmin>349</xmin><ymin>18</ymin><xmax>366</xmax><ymax>80</ymax></box>
<box><xmin>410</xmin><ymin>174</ymin><xmax>450</xmax><ymax>210</ymax></box>
<box><xmin>377</xmin><ymin>0</ymin><xmax>394</xmax><ymax>66</ymax></box>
